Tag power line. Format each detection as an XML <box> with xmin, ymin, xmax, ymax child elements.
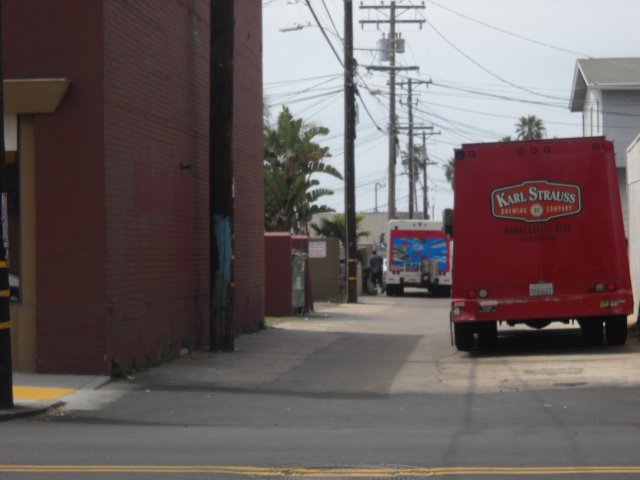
<box><xmin>320</xmin><ymin>0</ymin><xmax>342</xmax><ymax>41</ymax></box>
<box><xmin>424</xmin><ymin>0</ymin><xmax>592</xmax><ymax>58</ymax></box>
<box><xmin>431</xmin><ymin>81</ymin><xmax>567</xmax><ymax>108</ymax></box>
<box><xmin>305</xmin><ymin>0</ymin><xmax>344</xmax><ymax>68</ymax></box>
<box><xmin>264</xmin><ymin>73</ymin><xmax>342</xmax><ymax>87</ymax></box>
<box><xmin>424</xmin><ymin>18</ymin><xmax>568</xmax><ymax>102</ymax></box>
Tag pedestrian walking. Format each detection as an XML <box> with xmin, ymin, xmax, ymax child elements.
<box><xmin>369</xmin><ymin>250</ymin><xmax>384</xmax><ymax>293</ymax></box>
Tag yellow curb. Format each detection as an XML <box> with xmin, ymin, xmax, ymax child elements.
<box><xmin>13</xmin><ymin>386</ymin><xmax>75</xmax><ymax>401</ymax></box>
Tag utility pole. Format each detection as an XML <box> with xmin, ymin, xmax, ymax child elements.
<box><xmin>416</xmin><ymin>130</ymin><xmax>439</xmax><ymax>220</ymax></box>
<box><xmin>422</xmin><ymin>131</ymin><xmax>427</xmax><ymax>219</ymax></box>
<box><xmin>0</xmin><ymin>0</ymin><xmax>13</xmax><ymax>410</ymax></box>
<box><xmin>397</xmin><ymin>76</ymin><xmax>434</xmax><ymax>219</ymax></box>
<box><xmin>407</xmin><ymin>79</ymin><xmax>414</xmax><ymax>218</ymax></box>
<box><xmin>388</xmin><ymin>2</ymin><xmax>397</xmax><ymax>220</ymax></box>
<box><xmin>210</xmin><ymin>0</ymin><xmax>235</xmax><ymax>352</ymax></box>
<box><xmin>361</xmin><ymin>1</ymin><xmax>424</xmax><ymax>220</ymax></box>
<box><xmin>401</xmin><ymin>78</ymin><xmax>430</xmax><ymax>218</ymax></box>
<box><xmin>344</xmin><ymin>0</ymin><xmax>357</xmax><ymax>303</ymax></box>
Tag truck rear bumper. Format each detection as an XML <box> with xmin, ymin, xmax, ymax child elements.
<box><xmin>450</xmin><ymin>292</ymin><xmax>633</xmax><ymax>323</ymax></box>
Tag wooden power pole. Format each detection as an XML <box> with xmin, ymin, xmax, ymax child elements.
<box><xmin>344</xmin><ymin>0</ymin><xmax>358</xmax><ymax>303</ymax></box>
<box><xmin>361</xmin><ymin>1</ymin><xmax>424</xmax><ymax>219</ymax></box>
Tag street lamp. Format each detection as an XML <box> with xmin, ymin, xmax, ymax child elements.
<box><xmin>278</xmin><ymin>22</ymin><xmax>312</xmax><ymax>33</ymax></box>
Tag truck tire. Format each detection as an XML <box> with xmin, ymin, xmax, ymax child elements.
<box><xmin>605</xmin><ymin>316</ymin><xmax>627</xmax><ymax>346</ymax></box>
<box><xmin>477</xmin><ymin>322</ymin><xmax>498</xmax><ymax>350</ymax></box>
<box><xmin>454</xmin><ymin>323</ymin><xmax>474</xmax><ymax>351</ymax></box>
<box><xmin>580</xmin><ymin>318</ymin><xmax>603</xmax><ymax>346</ymax></box>
<box><xmin>431</xmin><ymin>286</ymin><xmax>452</xmax><ymax>298</ymax></box>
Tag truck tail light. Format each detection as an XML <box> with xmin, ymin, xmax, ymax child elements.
<box><xmin>594</xmin><ymin>282</ymin><xmax>618</xmax><ymax>293</ymax></box>
<box><xmin>466</xmin><ymin>288</ymin><xmax>489</xmax><ymax>299</ymax></box>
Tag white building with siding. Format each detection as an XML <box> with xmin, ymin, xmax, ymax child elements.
<box><xmin>569</xmin><ymin>58</ymin><xmax>640</xmax><ymax>234</ymax></box>
<box><xmin>627</xmin><ymin>136</ymin><xmax>640</xmax><ymax>321</ymax></box>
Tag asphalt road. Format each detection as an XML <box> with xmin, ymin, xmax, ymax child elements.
<box><xmin>2</xmin><ymin>291</ymin><xmax>640</xmax><ymax>479</ymax></box>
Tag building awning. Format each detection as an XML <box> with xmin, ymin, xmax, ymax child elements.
<box><xmin>4</xmin><ymin>78</ymin><xmax>70</xmax><ymax>114</ymax></box>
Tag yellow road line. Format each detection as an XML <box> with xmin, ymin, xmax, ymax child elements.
<box><xmin>2</xmin><ymin>465</ymin><xmax>640</xmax><ymax>476</ymax></box>
<box><xmin>12</xmin><ymin>386</ymin><xmax>75</xmax><ymax>401</ymax></box>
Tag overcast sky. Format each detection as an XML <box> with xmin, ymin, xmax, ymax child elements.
<box><xmin>262</xmin><ymin>0</ymin><xmax>640</xmax><ymax>217</ymax></box>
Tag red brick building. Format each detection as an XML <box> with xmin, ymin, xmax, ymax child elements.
<box><xmin>5</xmin><ymin>0</ymin><xmax>264</xmax><ymax>374</ymax></box>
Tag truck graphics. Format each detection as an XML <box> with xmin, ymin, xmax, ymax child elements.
<box><xmin>386</xmin><ymin>219</ymin><xmax>452</xmax><ymax>297</ymax></box>
<box><xmin>491</xmin><ymin>180</ymin><xmax>582</xmax><ymax>222</ymax></box>
<box><xmin>391</xmin><ymin>235</ymin><xmax>448</xmax><ymax>272</ymax></box>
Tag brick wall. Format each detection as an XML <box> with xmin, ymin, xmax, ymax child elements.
<box><xmin>264</xmin><ymin>233</ymin><xmax>293</xmax><ymax>317</ymax></box>
<box><xmin>5</xmin><ymin>0</ymin><xmax>108</xmax><ymax>373</ymax></box>
<box><xmin>232</xmin><ymin>1</ymin><xmax>265</xmax><ymax>334</ymax></box>
<box><xmin>4</xmin><ymin>0</ymin><xmax>265</xmax><ymax>373</ymax></box>
<box><xmin>103</xmin><ymin>0</ymin><xmax>211</xmax><ymax>370</ymax></box>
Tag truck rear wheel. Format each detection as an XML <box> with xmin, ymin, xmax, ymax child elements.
<box><xmin>431</xmin><ymin>286</ymin><xmax>452</xmax><ymax>298</ymax></box>
<box><xmin>477</xmin><ymin>322</ymin><xmax>498</xmax><ymax>350</ymax></box>
<box><xmin>454</xmin><ymin>323</ymin><xmax>474</xmax><ymax>351</ymax></box>
<box><xmin>580</xmin><ymin>318</ymin><xmax>604</xmax><ymax>346</ymax></box>
<box><xmin>605</xmin><ymin>316</ymin><xmax>627</xmax><ymax>346</ymax></box>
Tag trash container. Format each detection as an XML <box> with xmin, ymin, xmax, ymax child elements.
<box><xmin>291</xmin><ymin>249</ymin><xmax>307</xmax><ymax>314</ymax></box>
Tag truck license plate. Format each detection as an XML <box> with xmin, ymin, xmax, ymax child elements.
<box><xmin>530</xmin><ymin>282</ymin><xmax>554</xmax><ymax>297</ymax></box>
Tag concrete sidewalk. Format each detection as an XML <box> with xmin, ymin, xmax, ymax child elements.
<box><xmin>0</xmin><ymin>300</ymin><xmax>362</xmax><ymax>421</ymax></box>
<box><xmin>0</xmin><ymin>372</ymin><xmax>110</xmax><ymax>421</ymax></box>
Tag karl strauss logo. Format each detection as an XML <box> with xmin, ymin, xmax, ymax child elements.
<box><xmin>491</xmin><ymin>180</ymin><xmax>582</xmax><ymax>223</ymax></box>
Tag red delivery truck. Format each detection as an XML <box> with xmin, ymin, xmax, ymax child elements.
<box><xmin>449</xmin><ymin>137</ymin><xmax>633</xmax><ymax>351</ymax></box>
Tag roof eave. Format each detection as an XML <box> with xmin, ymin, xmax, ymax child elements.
<box><xmin>569</xmin><ymin>62</ymin><xmax>587</xmax><ymax>112</ymax></box>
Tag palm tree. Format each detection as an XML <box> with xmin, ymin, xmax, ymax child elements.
<box><xmin>264</xmin><ymin>106</ymin><xmax>342</xmax><ymax>234</ymax></box>
<box><xmin>445</xmin><ymin>158</ymin><xmax>454</xmax><ymax>191</ymax></box>
<box><xmin>515</xmin><ymin>115</ymin><xmax>546</xmax><ymax>140</ymax></box>
<box><xmin>401</xmin><ymin>143</ymin><xmax>430</xmax><ymax>214</ymax></box>
<box><xmin>310</xmin><ymin>214</ymin><xmax>370</xmax><ymax>250</ymax></box>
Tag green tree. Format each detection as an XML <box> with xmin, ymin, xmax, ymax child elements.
<box><xmin>515</xmin><ymin>115</ymin><xmax>546</xmax><ymax>140</ymax></box>
<box><xmin>445</xmin><ymin>158</ymin><xmax>454</xmax><ymax>190</ymax></box>
<box><xmin>401</xmin><ymin>144</ymin><xmax>427</xmax><ymax>182</ymax></box>
<box><xmin>264</xmin><ymin>106</ymin><xmax>342</xmax><ymax>234</ymax></box>
<box><xmin>310</xmin><ymin>213</ymin><xmax>370</xmax><ymax>250</ymax></box>
<box><xmin>401</xmin><ymin>143</ymin><xmax>429</xmax><ymax>208</ymax></box>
